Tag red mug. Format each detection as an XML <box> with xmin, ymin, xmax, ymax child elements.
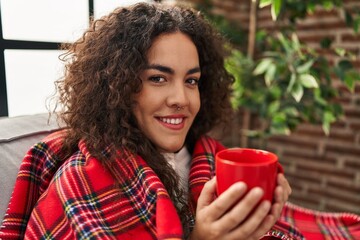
<box><xmin>215</xmin><ymin>148</ymin><xmax>284</xmax><ymax>202</ymax></box>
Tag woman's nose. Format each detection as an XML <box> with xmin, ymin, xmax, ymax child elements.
<box><xmin>166</xmin><ymin>83</ymin><xmax>189</xmax><ymax>109</ymax></box>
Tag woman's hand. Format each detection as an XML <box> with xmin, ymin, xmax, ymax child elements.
<box><xmin>270</xmin><ymin>173</ymin><xmax>292</xmax><ymax>227</ymax></box>
<box><xmin>190</xmin><ymin>175</ymin><xmax>291</xmax><ymax>240</ymax></box>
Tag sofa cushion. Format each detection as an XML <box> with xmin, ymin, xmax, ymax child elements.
<box><xmin>0</xmin><ymin>113</ymin><xmax>60</xmax><ymax>222</ymax></box>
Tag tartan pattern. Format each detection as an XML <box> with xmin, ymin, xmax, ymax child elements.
<box><xmin>0</xmin><ymin>131</ymin><xmax>181</xmax><ymax>240</ymax></box>
<box><xmin>188</xmin><ymin>135</ymin><xmax>225</xmax><ymax>208</ymax></box>
<box><xmin>1</xmin><ymin>131</ymin><xmax>360</xmax><ymax>239</ymax></box>
<box><xmin>273</xmin><ymin>202</ymin><xmax>360</xmax><ymax>240</ymax></box>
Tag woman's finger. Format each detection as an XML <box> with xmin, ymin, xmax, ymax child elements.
<box><xmin>277</xmin><ymin>174</ymin><xmax>292</xmax><ymax>200</ymax></box>
<box><xmin>270</xmin><ymin>201</ymin><xmax>283</xmax><ymax>220</ymax></box>
<box><xmin>274</xmin><ymin>185</ymin><xmax>284</xmax><ymax>204</ymax></box>
<box><xmin>206</xmin><ymin>182</ymin><xmax>248</xmax><ymax>221</ymax></box>
<box><xmin>196</xmin><ymin>177</ymin><xmax>217</xmax><ymax>212</ymax></box>
<box><xmin>246</xmin><ymin>192</ymin><xmax>284</xmax><ymax>239</ymax></box>
<box><xmin>228</xmin><ymin>200</ymin><xmax>271</xmax><ymax>239</ymax></box>
<box><xmin>214</xmin><ymin>187</ymin><xmax>264</xmax><ymax>232</ymax></box>
<box><xmin>250</xmin><ymin>211</ymin><xmax>277</xmax><ymax>239</ymax></box>
<box><xmin>272</xmin><ymin>186</ymin><xmax>285</xmax><ymax>218</ymax></box>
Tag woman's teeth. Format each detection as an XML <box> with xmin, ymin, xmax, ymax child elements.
<box><xmin>159</xmin><ymin>118</ymin><xmax>183</xmax><ymax>125</ymax></box>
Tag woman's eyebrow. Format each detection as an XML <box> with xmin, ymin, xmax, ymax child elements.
<box><xmin>145</xmin><ymin>64</ymin><xmax>201</xmax><ymax>75</ymax></box>
<box><xmin>146</xmin><ymin>64</ymin><xmax>174</xmax><ymax>74</ymax></box>
<box><xmin>187</xmin><ymin>67</ymin><xmax>201</xmax><ymax>75</ymax></box>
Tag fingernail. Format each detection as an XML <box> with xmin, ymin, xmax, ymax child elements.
<box><xmin>233</xmin><ymin>182</ymin><xmax>247</xmax><ymax>191</ymax></box>
<box><xmin>252</xmin><ymin>187</ymin><xmax>264</xmax><ymax>197</ymax></box>
<box><xmin>262</xmin><ymin>200</ymin><xmax>271</xmax><ymax>210</ymax></box>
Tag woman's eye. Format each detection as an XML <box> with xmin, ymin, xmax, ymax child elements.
<box><xmin>186</xmin><ymin>78</ymin><xmax>199</xmax><ymax>86</ymax></box>
<box><xmin>149</xmin><ymin>76</ymin><xmax>166</xmax><ymax>83</ymax></box>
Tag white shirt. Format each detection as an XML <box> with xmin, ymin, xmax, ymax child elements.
<box><xmin>162</xmin><ymin>146</ymin><xmax>191</xmax><ymax>197</ymax></box>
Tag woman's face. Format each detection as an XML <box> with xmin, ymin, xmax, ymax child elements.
<box><xmin>133</xmin><ymin>32</ymin><xmax>201</xmax><ymax>153</ymax></box>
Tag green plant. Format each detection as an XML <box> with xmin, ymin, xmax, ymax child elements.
<box><xmin>197</xmin><ymin>0</ymin><xmax>246</xmax><ymax>46</ymax></box>
<box><xmin>196</xmin><ymin>0</ymin><xmax>360</xmax><ymax>144</ymax></box>
<box><xmin>226</xmin><ymin>33</ymin><xmax>348</xmax><ymax>137</ymax></box>
<box><xmin>259</xmin><ymin>0</ymin><xmax>360</xmax><ymax>34</ymax></box>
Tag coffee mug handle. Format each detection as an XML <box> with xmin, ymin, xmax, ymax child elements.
<box><xmin>277</xmin><ymin>162</ymin><xmax>284</xmax><ymax>174</ymax></box>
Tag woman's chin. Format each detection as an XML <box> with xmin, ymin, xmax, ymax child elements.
<box><xmin>157</xmin><ymin>144</ymin><xmax>184</xmax><ymax>153</ymax></box>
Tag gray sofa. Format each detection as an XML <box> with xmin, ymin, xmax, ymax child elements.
<box><xmin>0</xmin><ymin>113</ymin><xmax>60</xmax><ymax>223</ymax></box>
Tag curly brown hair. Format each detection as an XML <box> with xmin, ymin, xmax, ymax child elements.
<box><xmin>54</xmin><ymin>2</ymin><xmax>233</xmax><ymax>236</ymax></box>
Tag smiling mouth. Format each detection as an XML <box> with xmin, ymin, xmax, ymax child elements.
<box><xmin>158</xmin><ymin>117</ymin><xmax>184</xmax><ymax>125</ymax></box>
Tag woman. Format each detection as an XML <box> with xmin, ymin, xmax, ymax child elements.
<box><xmin>0</xmin><ymin>2</ymin><xmax>308</xmax><ymax>240</ymax></box>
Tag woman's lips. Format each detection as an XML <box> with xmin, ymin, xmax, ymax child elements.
<box><xmin>155</xmin><ymin>115</ymin><xmax>186</xmax><ymax>130</ymax></box>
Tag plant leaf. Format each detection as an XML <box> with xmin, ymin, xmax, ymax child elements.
<box><xmin>354</xmin><ymin>17</ymin><xmax>360</xmax><ymax>33</ymax></box>
<box><xmin>297</xmin><ymin>60</ymin><xmax>314</xmax><ymax>74</ymax></box>
<box><xmin>322</xmin><ymin>122</ymin><xmax>330</xmax><ymax>136</ymax></box>
<box><xmin>284</xmin><ymin>107</ymin><xmax>299</xmax><ymax>117</ymax></box>
<box><xmin>314</xmin><ymin>88</ymin><xmax>327</xmax><ymax>106</ymax></box>
<box><xmin>323</xmin><ymin>1</ymin><xmax>334</xmax><ymax>10</ymax></box>
<box><xmin>291</xmin><ymin>33</ymin><xmax>301</xmax><ymax>52</ymax></box>
<box><xmin>334</xmin><ymin>60</ymin><xmax>354</xmax><ymax>81</ymax></box>
<box><xmin>253</xmin><ymin>58</ymin><xmax>273</xmax><ymax>75</ymax></box>
<box><xmin>270</xmin><ymin>86</ymin><xmax>282</xmax><ymax>98</ymax></box>
<box><xmin>307</xmin><ymin>3</ymin><xmax>316</xmax><ymax>14</ymax></box>
<box><xmin>259</xmin><ymin>0</ymin><xmax>272</xmax><ymax>8</ymax></box>
<box><xmin>277</xmin><ymin>33</ymin><xmax>291</xmax><ymax>54</ymax></box>
<box><xmin>344</xmin><ymin>10</ymin><xmax>353</xmax><ymax>27</ymax></box>
<box><xmin>265</xmin><ymin>63</ymin><xmax>276</xmax><ymax>86</ymax></box>
<box><xmin>338</xmin><ymin>59</ymin><xmax>353</xmax><ymax>71</ymax></box>
<box><xmin>268</xmin><ymin>101</ymin><xmax>280</xmax><ymax>115</ymax></box>
<box><xmin>344</xmin><ymin>74</ymin><xmax>355</xmax><ymax>92</ymax></box>
<box><xmin>272</xmin><ymin>112</ymin><xmax>286</xmax><ymax>123</ymax></box>
<box><xmin>271</xmin><ymin>0</ymin><xmax>282</xmax><ymax>20</ymax></box>
<box><xmin>291</xmin><ymin>82</ymin><xmax>304</xmax><ymax>102</ymax></box>
<box><xmin>320</xmin><ymin>37</ymin><xmax>332</xmax><ymax>49</ymax></box>
<box><xmin>287</xmin><ymin>73</ymin><xmax>296</xmax><ymax>92</ymax></box>
<box><xmin>244</xmin><ymin>130</ymin><xmax>262</xmax><ymax>138</ymax></box>
<box><xmin>335</xmin><ymin>48</ymin><xmax>346</xmax><ymax>57</ymax></box>
<box><xmin>300</xmin><ymin>74</ymin><xmax>318</xmax><ymax>88</ymax></box>
<box><xmin>322</xmin><ymin>111</ymin><xmax>336</xmax><ymax>135</ymax></box>
<box><xmin>344</xmin><ymin>70</ymin><xmax>360</xmax><ymax>92</ymax></box>
<box><xmin>270</xmin><ymin>125</ymin><xmax>291</xmax><ymax>135</ymax></box>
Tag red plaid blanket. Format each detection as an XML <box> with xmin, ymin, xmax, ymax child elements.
<box><xmin>1</xmin><ymin>130</ymin><xmax>359</xmax><ymax>239</ymax></box>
